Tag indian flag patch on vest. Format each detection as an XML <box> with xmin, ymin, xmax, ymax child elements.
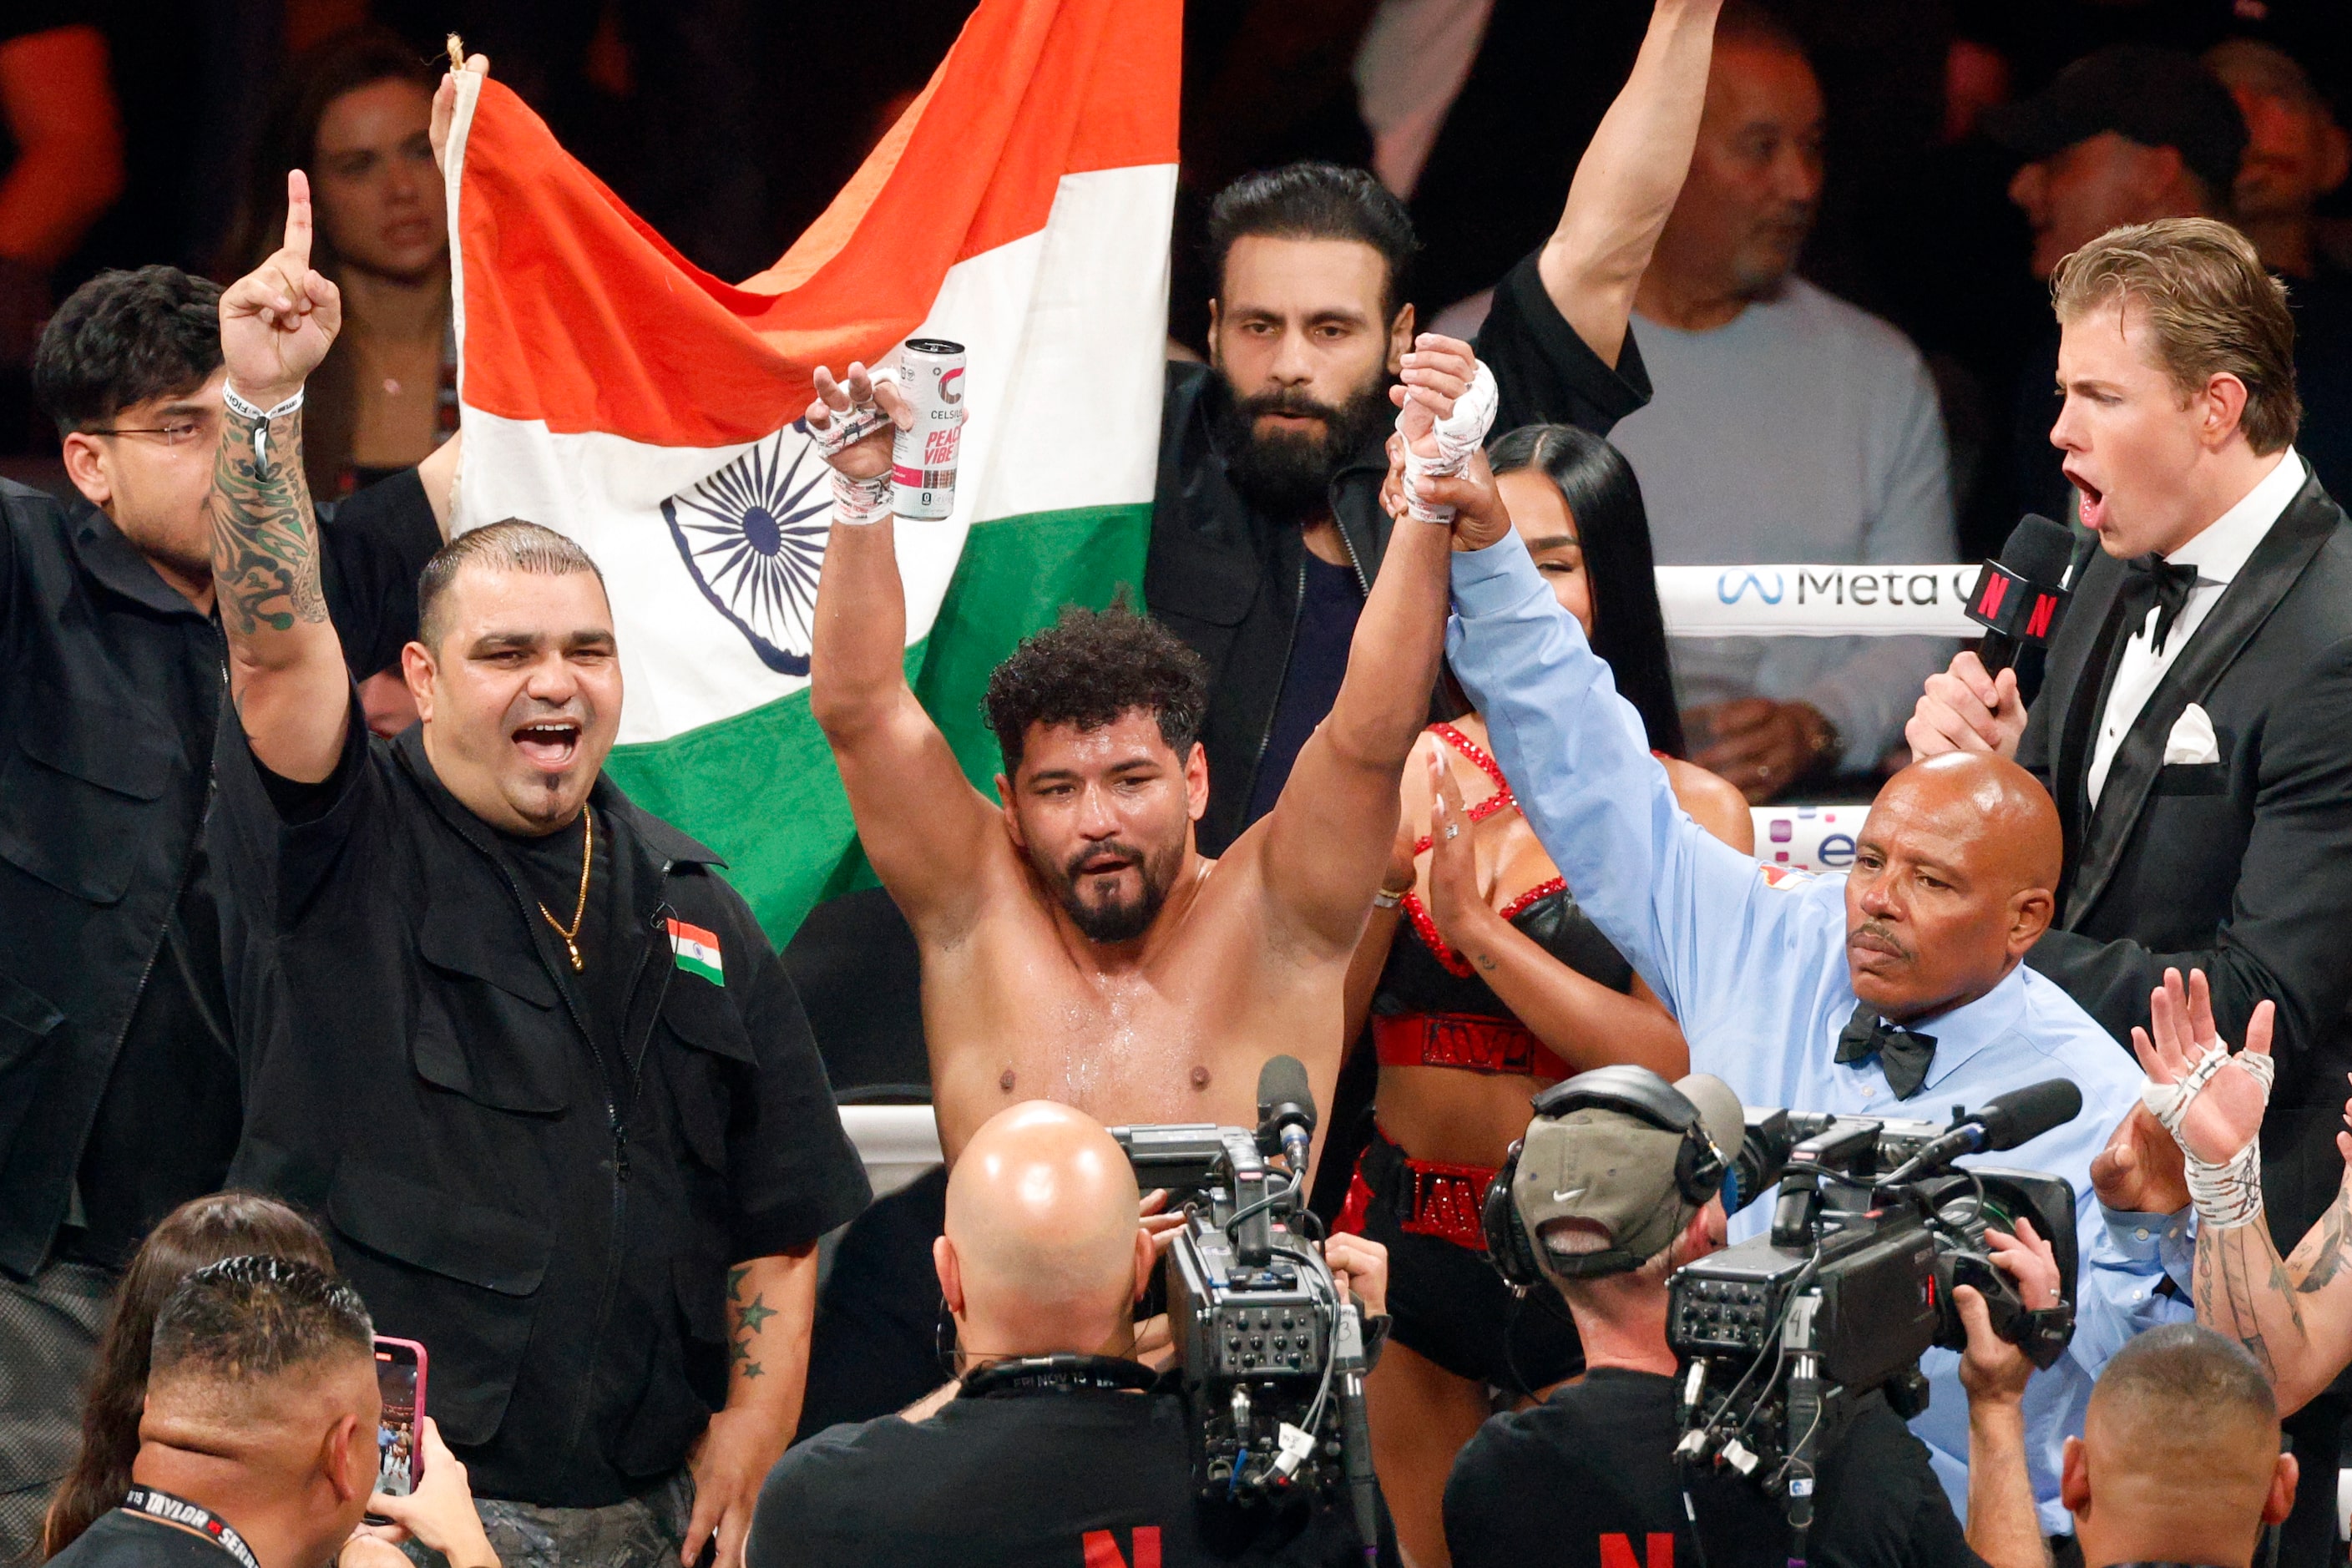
<box><xmin>667</xmin><ymin>918</ymin><xmax>723</xmax><ymax>985</ymax></box>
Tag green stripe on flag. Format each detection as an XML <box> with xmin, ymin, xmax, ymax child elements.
<box><xmin>604</xmin><ymin>501</ymin><xmax>1151</xmax><ymax>946</ymax></box>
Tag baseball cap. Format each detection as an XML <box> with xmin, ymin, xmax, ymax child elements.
<box><xmin>1983</xmin><ymin>44</ymin><xmax>2248</xmax><ymax>197</ymax></box>
<box><xmin>1511</xmin><ymin>1070</ymin><xmax>1746</xmax><ymax>1280</ymax></box>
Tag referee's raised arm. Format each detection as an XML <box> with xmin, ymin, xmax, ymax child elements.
<box><xmin>209</xmin><ymin>167</ymin><xmax>351</xmax><ymax>786</ymax></box>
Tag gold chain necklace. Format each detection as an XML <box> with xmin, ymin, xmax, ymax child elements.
<box><xmin>537</xmin><ymin>805</ymin><xmax>593</xmax><ymax>972</ymax></box>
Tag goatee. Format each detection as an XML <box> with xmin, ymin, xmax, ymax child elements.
<box><xmin>1212</xmin><ymin>371</ymin><xmax>1394</xmax><ymax>523</ymax></box>
<box><xmin>1050</xmin><ymin>837</ymin><xmax>1182</xmax><ymax>944</ymax></box>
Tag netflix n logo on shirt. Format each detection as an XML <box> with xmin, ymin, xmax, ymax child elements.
<box><xmin>1601</xmin><ymin>1532</ymin><xmax>1674</xmax><ymax>1568</ymax></box>
<box><xmin>1080</xmin><ymin>1526</ymin><xmax>1161</xmax><ymax>1568</ymax></box>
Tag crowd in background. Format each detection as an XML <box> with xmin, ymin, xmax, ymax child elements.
<box><xmin>7</xmin><ymin>3</ymin><xmax>2352</xmax><ymax>1568</ymax></box>
<box><xmin>6</xmin><ymin>0</ymin><xmax>2352</xmax><ymax>779</ymax></box>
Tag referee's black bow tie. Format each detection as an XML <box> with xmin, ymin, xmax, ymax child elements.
<box><xmin>1835</xmin><ymin>1002</ymin><xmax>1938</xmax><ymax>1100</ymax></box>
<box><xmin>2118</xmin><ymin>554</ymin><xmax>2203</xmax><ymax>656</ymax></box>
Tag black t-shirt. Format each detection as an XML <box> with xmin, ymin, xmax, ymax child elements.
<box><xmin>752</xmin><ymin>1384</ymin><xmax>1397</xmax><ymax>1568</ymax></box>
<box><xmin>1443</xmin><ymin>1368</ymin><xmax>1983</xmax><ymax>1568</ymax></box>
<box><xmin>45</xmin><ymin>1510</ymin><xmax>242</xmax><ymax>1568</ymax></box>
<box><xmin>1244</xmin><ymin>553</ymin><xmax>1365</xmax><ymax>823</ymax></box>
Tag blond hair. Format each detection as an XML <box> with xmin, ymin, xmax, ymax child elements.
<box><xmin>2050</xmin><ymin>218</ymin><xmax>2300</xmax><ymax>454</ymax></box>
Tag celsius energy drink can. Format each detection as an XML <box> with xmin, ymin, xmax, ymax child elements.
<box><xmin>893</xmin><ymin>338</ymin><xmax>966</xmax><ymax>519</ymax></box>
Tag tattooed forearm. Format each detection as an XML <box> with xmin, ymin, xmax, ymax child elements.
<box><xmin>209</xmin><ymin>402</ymin><xmax>326</xmax><ymax>637</ymax></box>
<box><xmin>2293</xmin><ymin>1190</ymin><xmax>2352</xmax><ymax>1294</ymax></box>
<box><xmin>727</xmin><ymin>1263</ymin><xmax>776</xmax><ymax>1381</ymax></box>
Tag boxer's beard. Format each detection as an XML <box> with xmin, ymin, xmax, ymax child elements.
<box><xmin>1044</xmin><ymin>835</ymin><xmax>1185</xmax><ymax>944</ymax></box>
<box><xmin>1213</xmin><ymin>369</ymin><xmax>1394</xmax><ymax>522</ymax></box>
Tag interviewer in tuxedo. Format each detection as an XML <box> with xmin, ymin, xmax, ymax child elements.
<box><xmin>1909</xmin><ymin>215</ymin><xmax>2352</xmax><ymax>1566</ymax></box>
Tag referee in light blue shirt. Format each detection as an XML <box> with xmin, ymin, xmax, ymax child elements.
<box><xmin>1439</xmin><ymin>515</ymin><xmax>2185</xmax><ymax>1539</ymax></box>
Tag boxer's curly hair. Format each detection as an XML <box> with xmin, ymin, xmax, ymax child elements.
<box><xmin>984</xmin><ymin>603</ymin><xmax>1211</xmax><ymax>774</ymax></box>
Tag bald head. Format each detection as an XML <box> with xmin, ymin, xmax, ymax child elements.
<box><xmin>1844</xmin><ymin>751</ymin><xmax>2062</xmax><ymax>1022</ymax></box>
<box><xmin>2066</xmin><ymin>1325</ymin><xmax>2293</xmax><ymax>1568</ymax></box>
<box><xmin>937</xmin><ymin>1101</ymin><xmax>1153</xmax><ymax>1363</ymax></box>
<box><xmin>1892</xmin><ymin>751</ymin><xmax>2062</xmax><ymax>891</ymax></box>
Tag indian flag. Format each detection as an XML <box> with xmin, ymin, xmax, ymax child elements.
<box><xmin>440</xmin><ymin>0</ymin><xmax>1178</xmax><ymax>942</ymax></box>
<box><xmin>667</xmin><ymin>918</ymin><xmax>725</xmax><ymax>986</ymax></box>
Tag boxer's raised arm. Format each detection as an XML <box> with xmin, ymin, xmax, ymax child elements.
<box><xmin>2138</xmin><ymin>969</ymin><xmax>2352</xmax><ymax>1415</ymax></box>
<box><xmin>211</xmin><ymin>169</ymin><xmax>353</xmax><ymax>784</ymax></box>
<box><xmin>807</xmin><ymin>365</ymin><xmax>1003</xmax><ymax>940</ymax></box>
<box><xmin>1255</xmin><ymin>336</ymin><xmax>1505</xmax><ymax>956</ymax></box>
<box><xmin>1537</xmin><ymin>0</ymin><xmax>1722</xmax><ymax>368</ymax></box>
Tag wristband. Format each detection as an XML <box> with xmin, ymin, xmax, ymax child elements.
<box><xmin>224</xmin><ymin>382</ymin><xmax>303</xmax><ymax>470</ymax></box>
<box><xmin>223</xmin><ymin>382</ymin><xmax>304</xmax><ymax>422</ymax></box>
<box><xmin>831</xmin><ymin>469</ymin><xmax>893</xmax><ymax>526</ymax></box>
<box><xmin>1399</xmin><ymin>360</ymin><xmax>1499</xmax><ymax>525</ymax></box>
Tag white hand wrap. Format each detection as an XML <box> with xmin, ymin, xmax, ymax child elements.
<box><xmin>830</xmin><ymin>471</ymin><xmax>893</xmax><ymax>527</ymax></box>
<box><xmin>1399</xmin><ymin>361</ymin><xmax>1499</xmax><ymax>524</ymax></box>
<box><xmin>2143</xmin><ymin>1045</ymin><xmax>2276</xmax><ymax>1231</ymax></box>
<box><xmin>814</xmin><ymin>370</ymin><xmax>898</xmax><ymax>525</ymax></box>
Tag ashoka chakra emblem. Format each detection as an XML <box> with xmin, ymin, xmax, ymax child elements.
<box><xmin>661</xmin><ymin>423</ymin><xmax>830</xmax><ymax>675</ymax></box>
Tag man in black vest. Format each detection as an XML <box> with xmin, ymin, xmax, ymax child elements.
<box><xmin>0</xmin><ymin>266</ymin><xmax>453</xmax><ymax>1556</ymax></box>
<box><xmin>1907</xmin><ymin>215</ymin><xmax>2352</xmax><ymax>1568</ymax></box>
<box><xmin>202</xmin><ymin>175</ymin><xmax>868</xmax><ymax>1568</ymax></box>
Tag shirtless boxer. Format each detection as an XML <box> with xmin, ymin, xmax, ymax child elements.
<box><xmin>807</xmin><ymin>343</ymin><xmax>1505</xmax><ymax>1166</ymax></box>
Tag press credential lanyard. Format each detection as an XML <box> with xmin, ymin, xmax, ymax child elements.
<box><xmin>121</xmin><ymin>1486</ymin><xmax>263</xmax><ymax>1568</ymax></box>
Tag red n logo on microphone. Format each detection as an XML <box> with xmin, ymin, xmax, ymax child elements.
<box><xmin>1081</xmin><ymin>1526</ymin><xmax>1162</xmax><ymax>1568</ymax></box>
<box><xmin>1601</xmin><ymin>1532</ymin><xmax>1675</xmax><ymax>1568</ymax></box>
<box><xmin>2026</xmin><ymin>591</ymin><xmax>2058</xmax><ymax>639</ymax></box>
<box><xmin>1975</xmin><ymin>574</ymin><xmax>2007</xmax><ymax>620</ymax></box>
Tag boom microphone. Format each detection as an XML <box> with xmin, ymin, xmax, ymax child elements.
<box><xmin>1965</xmin><ymin>514</ymin><xmax>2076</xmax><ymax>675</ymax></box>
<box><xmin>1879</xmin><ymin>1078</ymin><xmax>2084</xmax><ymax>1186</ymax></box>
<box><xmin>1973</xmin><ymin>1078</ymin><xmax>2086</xmax><ymax>1152</ymax></box>
<box><xmin>1256</xmin><ymin>1055</ymin><xmax>1318</xmax><ymax>1175</ymax></box>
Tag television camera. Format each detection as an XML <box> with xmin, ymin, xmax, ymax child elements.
<box><xmin>1109</xmin><ymin>1055</ymin><xmax>1379</xmax><ymax>1557</ymax></box>
<box><xmin>1665</xmin><ymin>1080</ymin><xmax>2084</xmax><ymax>1556</ymax></box>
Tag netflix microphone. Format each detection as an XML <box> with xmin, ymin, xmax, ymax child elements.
<box><xmin>1965</xmin><ymin>513</ymin><xmax>2076</xmax><ymax>675</ymax></box>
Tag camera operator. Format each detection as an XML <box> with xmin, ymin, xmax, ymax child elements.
<box><xmin>1426</xmin><ymin>444</ymin><xmax>2183</xmax><ymax>1535</ymax></box>
<box><xmin>746</xmin><ymin>1101</ymin><xmax>1398</xmax><ymax>1567</ymax></box>
<box><xmin>1444</xmin><ymin>1069</ymin><xmax>2055</xmax><ymax>1568</ymax></box>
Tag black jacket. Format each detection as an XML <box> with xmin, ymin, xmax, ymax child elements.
<box><xmin>1146</xmin><ymin>248</ymin><xmax>1651</xmax><ymax>853</ymax></box>
<box><xmin>0</xmin><ymin>475</ymin><xmax>438</xmax><ymax>1279</ymax></box>
<box><xmin>2021</xmin><ymin>469</ymin><xmax>2352</xmax><ymax>1248</ymax></box>
<box><xmin>210</xmin><ymin>713</ymin><xmax>871</xmax><ymax>1507</ymax></box>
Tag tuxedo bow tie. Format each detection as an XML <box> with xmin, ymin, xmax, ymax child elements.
<box><xmin>1834</xmin><ymin>1002</ymin><xmax>1938</xmax><ymax>1099</ymax></box>
<box><xmin>2118</xmin><ymin>554</ymin><xmax>2203</xmax><ymax>656</ymax></box>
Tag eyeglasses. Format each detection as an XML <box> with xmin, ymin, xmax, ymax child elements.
<box><xmin>84</xmin><ymin>417</ymin><xmax>212</xmax><ymax>447</ymax></box>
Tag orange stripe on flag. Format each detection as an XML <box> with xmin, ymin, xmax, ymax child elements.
<box><xmin>455</xmin><ymin>0</ymin><xmax>1179</xmax><ymax>448</ymax></box>
<box><xmin>666</xmin><ymin>918</ymin><xmax>721</xmax><ymax>948</ymax></box>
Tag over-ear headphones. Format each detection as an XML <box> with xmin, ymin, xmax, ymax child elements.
<box><xmin>1481</xmin><ymin>1065</ymin><xmax>1729</xmax><ymax>1289</ymax></box>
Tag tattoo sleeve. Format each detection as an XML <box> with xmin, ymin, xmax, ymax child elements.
<box><xmin>208</xmin><ymin>402</ymin><xmax>327</xmax><ymax>637</ymax></box>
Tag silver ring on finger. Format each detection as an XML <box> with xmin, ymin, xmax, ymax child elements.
<box><xmin>1444</xmin><ymin>822</ymin><xmax>1461</xmax><ymax>841</ymax></box>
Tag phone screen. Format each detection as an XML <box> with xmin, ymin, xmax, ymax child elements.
<box><xmin>373</xmin><ymin>1344</ymin><xmax>419</xmax><ymax>1497</ymax></box>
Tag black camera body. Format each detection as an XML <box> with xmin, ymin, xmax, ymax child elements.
<box><xmin>1666</xmin><ymin>1100</ymin><xmax>2079</xmax><ymax>1535</ymax></box>
<box><xmin>1108</xmin><ymin>1120</ymin><xmax>1356</xmax><ymax>1507</ymax></box>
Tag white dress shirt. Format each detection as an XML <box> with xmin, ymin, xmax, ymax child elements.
<box><xmin>2086</xmin><ymin>449</ymin><xmax>2308</xmax><ymax>806</ymax></box>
